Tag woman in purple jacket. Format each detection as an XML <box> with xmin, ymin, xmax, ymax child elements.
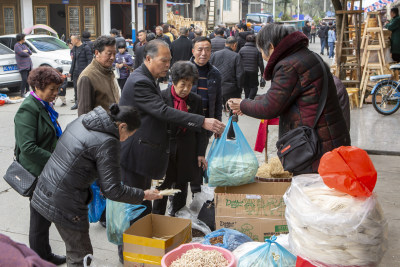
<box><xmin>113</xmin><ymin>42</ymin><xmax>133</xmax><ymax>91</ymax></box>
<box><xmin>14</xmin><ymin>33</ymin><xmax>33</xmax><ymax>97</ymax></box>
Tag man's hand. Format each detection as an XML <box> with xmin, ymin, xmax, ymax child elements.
<box><xmin>228</xmin><ymin>98</ymin><xmax>244</xmax><ymax>115</ymax></box>
<box><xmin>202</xmin><ymin>118</ymin><xmax>225</xmax><ymax>134</ymax></box>
<box><xmin>198</xmin><ymin>156</ymin><xmax>207</xmax><ymax>171</ymax></box>
<box><xmin>23</xmin><ymin>49</ymin><xmax>29</xmax><ymax>53</ymax></box>
<box><xmin>144</xmin><ymin>189</ymin><xmax>163</xmax><ymax>200</ymax></box>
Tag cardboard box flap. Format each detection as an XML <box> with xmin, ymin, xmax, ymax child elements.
<box><xmin>215</xmin><ymin>182</ymin><xmax>289</xmax><ymax>195</ymax></box>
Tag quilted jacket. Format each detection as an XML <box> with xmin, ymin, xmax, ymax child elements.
<box><xmin>240</xmin><ymin>31</ymin><xmax>351</xmax><ymax>172</ymax></box>
<box><xmin>210</xmin><ymin>47</ymin><xmax>244</xmax><ymax>96</ymax></box>
<box><xmin>31</xmin><ymin>107</ymin><xmax>145</xmax><ymax>231</ymax></box>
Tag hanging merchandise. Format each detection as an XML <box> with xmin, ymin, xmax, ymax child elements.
<box><xmin>318</xmin><ymin>146</ymin><xmax>377</xmax><ymax>197</ymax></box>
<box><xmin>106</xmin><ymin>200</ymin><xmax>146</xmax><ymax>245</ymax></box>
<box><xmin>203</xmin><ymin>228</ymin><xmax>253</xmax><ymax>251</ymax></box>
<box><xmin>237</xmin><ymin>236</ymin><xmax>297</xmax><ymax>267</ymax></box>
<box><xmin>88</xmin><ymin>182</ymin><xmax>106</xmax><ymax>223</ymax></box>
<box><xmin>284</xmin><ymin>174</ymin><xmax>388</xmax><ymax>266</ymax></box>
<box><xmin>206</xmin><ymin>116</ymin><xmax>259</xmax><ymax>187</ymax></box>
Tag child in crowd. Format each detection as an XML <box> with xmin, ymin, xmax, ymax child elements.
<box><xmin>54</xmin><ymin>67</ymin><xmax>68</xmax><ymax>106</ymax></box>
<box><xmin>113</xmin><ymin>42</ymin><xmax>133</xmax><ymax>91</ymax></box>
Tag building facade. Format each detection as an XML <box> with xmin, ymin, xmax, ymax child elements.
<box><xmin>0</xmin><ymin>0</ymin><xmax>171</xmax><ymax>40</ymax></box>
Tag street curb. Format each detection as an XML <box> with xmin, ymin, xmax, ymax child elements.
<box><xmin>365</xmin><ymin>149</ymin><xmax>400</xmax><ymax>156</ymax></box>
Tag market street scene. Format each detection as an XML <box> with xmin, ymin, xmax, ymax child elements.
<box><xmin>0</xmin><ymin>0</ymin><xmax>400</xmax><ymax>266</ymax></box>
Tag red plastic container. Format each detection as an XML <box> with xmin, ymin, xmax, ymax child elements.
<box><xmin>161</xmin><ymin>243</ymin><xmax>236</xmax><ymax>267</ymax></box>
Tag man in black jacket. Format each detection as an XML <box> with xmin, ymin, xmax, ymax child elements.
<box><xmin>318</xmin><ymin>22</ymin><xmax>328</xmax><ymax>55</ymax></box>
<box><xmin>170</xmin><ymin>27</ymin><xmax>193</xmax><ymax>66</ymax></box>
<box><xmin>210</xmin><ymin>37</ymin><xmax>244</xmax><ymax>106</ymax></box>
<box><xmin>81</xmin><ymin>31</ymin><xmax>93</xmax><ymax>52</ymax></box>
<box><xmin>69</xmin><ymin>35</ymin><xmax>93</xmax><ymax>110</ymax></box>
<box><xmin>190</xmin><ymin>37</ymin><xmax>223</xmax><ymax>137</ymax></box>
<box><xmin>211</xmin><ymin>27</ymin><xmax>226</xmax><ymax>53</ymax></box>
<box><xmin>119</xmin><ymin>41</ymin><xmax>224</xmax><ymax>261</ymax></box>
<box><xmin>237</xmin><ymin>24</ymin><xmax>251</xmax><ymax>51</ymax></box>
<box><xmin>155</xmin><ymin>26</ymin><xmax>171</xmax><ymax>46</ymax></box>
<box><xmin>134</xmin><ymin>30</ymin><xmax>147</xmax><ymax>69</ymax></box>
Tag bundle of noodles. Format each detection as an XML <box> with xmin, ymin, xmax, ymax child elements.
<box><xmin>284</xmin><ymin>174</ymin><xmax>388</xmax><ymax>267</ymax></box>
<box><xmin>256</xmin><ymin>157</ymin><xmax>292</xmax><ymax>179</ymax></box>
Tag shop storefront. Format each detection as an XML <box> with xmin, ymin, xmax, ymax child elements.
<box><xmin>0</xmin><ymin>0</ymin><xmax>22</xmax><ymax>35</ymax></box>
<box><xmin>31</xmin><ymin>0</ymin><xmax>100</xmax><ymax>38</ymax></box>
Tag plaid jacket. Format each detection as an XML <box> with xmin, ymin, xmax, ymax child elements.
<box><xmin>14</xmin><ymin>42</ymin><xmax>32</xmax><ymax>71</ymax></box>
<box><xmin>241</xmin><ymin>32</ymin><xmax>350</xmax><ymax>172</ymax></box>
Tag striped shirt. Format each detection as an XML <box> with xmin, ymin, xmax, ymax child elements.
<box><xmin>196</xmin><ymin>63</ymin><xmax>209</xmax><ymax>118</ymax></box>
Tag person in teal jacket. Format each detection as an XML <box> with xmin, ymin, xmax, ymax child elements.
<box><xmin>385</xmin><ymin>7</ymin><xmax>400</xmax><ymax>62</ymax></box>
<box><xmin>14</xmin><ymin>66</ymin><xmax>66</xmax><ymax>265</ymax></box>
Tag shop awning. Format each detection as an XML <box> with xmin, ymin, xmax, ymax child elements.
<box><xmin>166</xmin><ymin>1</ymin><xmax>189</xmax><ymax>5</ymax></box>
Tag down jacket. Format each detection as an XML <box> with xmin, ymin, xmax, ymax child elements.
<box><xmin>31</xmin><ymin>107</ymin><xmax>145</xmax><ymax>231</ymax></box>
<box><xmin>239</xmin><ymin>42</ymin><xmax>264</xmax><ymax>74</ymax></box>
<box><xmin>210</xmin><ymin>47</ymin><xmax>244</xmax><ymax>96</ymax></box>
<box><xmin>240</xmin><ymin>31</ymin><xmax>351</xmax><ymax>173</ymax></box>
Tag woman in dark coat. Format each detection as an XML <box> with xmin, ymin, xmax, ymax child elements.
<box><xmin>31</xmin><ymin>104</ymin><xmax>162</xmax><ymax>266</ymax></box>
<box><xmin>14</xmin><ymin>67</ymin><xmax>66</xmax><ymax>265</ymax></box>
<box><xmin>228</xmin><ymin>24</ymin><xmax>350</xmax><ymax>174</ymax></box>
<box><xmin>239</xmin><ymin>34</ymin><xmax>264</xmax><ymax>99</ymax></box>
<box><xmin>152</xmin><ymin>61</ymin><xmax>208</xmax><ymax>216</ymax></box>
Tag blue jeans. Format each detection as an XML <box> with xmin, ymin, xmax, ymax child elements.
<box><xmin>320</xmin><ymin>38</ymin><xmax>326</xmax><ymax>54</ymax></box>
<box><xmin>328</xmin><ymin>42</ymin><xmax>335</xmax><ymax>58</ymax></box>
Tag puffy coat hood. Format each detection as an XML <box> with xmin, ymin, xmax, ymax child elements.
<box><xmin>82</xmin><ymin>106</ymin><xmax>119</xmax><ymax>139</ymax></box>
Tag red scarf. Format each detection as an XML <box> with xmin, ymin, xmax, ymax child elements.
<box><xmin>171</xmin><ymin>85</ymin><xmax>188</xmax><ymax>112</ymax></box>
<box><xmin>171</xmin><ymin>85</ymin><xmax>188</xmax><ymax>133</ymax></box>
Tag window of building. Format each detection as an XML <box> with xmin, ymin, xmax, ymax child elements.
<box><xmin>84</xmin><ymin>6</ymin><xmax>96</xmax><ymax>37</ymax></box>
<box><xmin>223</xmin><ymin>0</ymin><xmax>231</xmax><ymax>11</ymax></box>
<box><xmin>3</xmin><ymin>6</ymin><xmax>16</xmax><ymax>34</ymax></box>
<box><xmin>68</xmin><ymin>6</ymin><xmax>80</xmax><ymax>36</ymax></box>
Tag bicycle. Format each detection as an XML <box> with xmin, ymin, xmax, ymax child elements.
<box><xmin>370</xmin><ymin>64</ymin><xmax>400</xmax><ymax>115</ymax></box>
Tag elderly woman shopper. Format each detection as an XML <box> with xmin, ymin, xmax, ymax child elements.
<box><xmin>31</xmin><ymin>104</ymin><xmax>162</xmax><ymax>266</ymax></box>
<box><xmin>152</xmin><ymin>61</ymin><xmax>208</xmax><ymax>216</ymax></box>
<box><xmin>228</xmin><ymin>24</ymin><xmax>351</xmax><ymax>174</ymax></box>
<box><xmin>14</xmin><ymin>66</ymin><xmax>66</xmax><ymax>265</ymax></box>
<box><xmin>239</xmin><ymin>34</ymin><xmax>264</xmax><ymax>99</ymax></box>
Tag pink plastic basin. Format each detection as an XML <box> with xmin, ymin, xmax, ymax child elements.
<box><xmin>161</xmin><ymin>243</ymin><xmax>236</xmax><ymax>267</ymax></box>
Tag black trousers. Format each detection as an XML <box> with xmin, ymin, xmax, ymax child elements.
<box><xmin>29</xmin><ymin>203</ymin><xmax>52</xmax><ymax>260</ymax></box>
<box><xmin>19</xmin><ymin>69</ymin><xmax>31</xmax><ymax>97</ymax></box>
<box><xmin>152</xmin><ymin>155</ymin><xmax>188</xmax><ymax>216</ymax></box>
<box><xmin>55</xmin><ymin>223</ymin><xmax>92</xmax><ymax>267</ymax></box>
<box><xmin>244</xmin><ymin>87</ymin><xmax>258</xmax><ymax>100</ymax></box>
<box><xmin>392</xmin><ymin>53</ymin><xmax>400</xmax><ymax>62</ymax></box>
<box><xmin>73</xmin><ymin>72</ymin><xmax>80</xmax><ymax>102</ymax></box>
<box><xmin>118</xmin><ymin>78</ymin><xmax>127</xmax><ymax>92</ymax></box>
<box><xmin>118</xmin><ymin>170</ymin><xmax>152</xmax><ymax>262</ymax></box>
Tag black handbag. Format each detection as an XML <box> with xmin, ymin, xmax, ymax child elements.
<box><xmin>197</xmin><ymin>200</ymin><xmax>216</xmax><ymax>231</ymax></box>
<box><xmin>276</xmin><ymin>53</ymin><xmax>329</xmax><ymax>174</ymax></box>
<box><xmin>3</xmin><ymin>147</ymin><xmax>37</xmax><ymax>197</ymax></box>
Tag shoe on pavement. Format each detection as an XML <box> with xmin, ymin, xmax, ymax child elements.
<box><xmin>46</xmin><ymin>253</ymin><xmax>66</xmax><ymax>265</ymax></box>
<box><xmin>71</xmin><ymin>103</ymin><xmax>78</xmax><ymax>110</ymax></box>
<box><xmin>61</xmin><ymin>103</ymin><xmax>66</xmax><ymax>107</ymax></box>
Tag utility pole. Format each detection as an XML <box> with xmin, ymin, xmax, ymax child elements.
<box><xmin>297</xmin><ymin>0</ymin><xmax>300</xmax><ymax>20</ymax></box>
<box><xmin>324</xmin><ymin>0</ymin><xmax>326</xmax><ymax>12</ymax></box>
<box><xmin>273</xmin><ymin>0</ymin><xmax>276</xmax><ymax>20</ymax></box>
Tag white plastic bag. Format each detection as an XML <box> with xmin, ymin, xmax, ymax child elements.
<box><xmin>175</xmin><ymin>206</ymin><xmax>211</xmax><ymax>236</ymax></box>
<box><xmin>83</xmin><ymin>254</ymin><xmax>111</xmax><ymax>267</ymax></box>
<box><xmin>284</xmin><ymin>174</ymin><xmax>388</xmax><ymax>266</ymax></box>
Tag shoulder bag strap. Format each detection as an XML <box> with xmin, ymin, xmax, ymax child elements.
<box><xmin>312</xmin><ymin>53</ymin><xmax>329</xmax><ymax>129</ymax></box>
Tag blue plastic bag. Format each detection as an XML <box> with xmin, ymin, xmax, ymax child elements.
<box><xmin>106</xmin><ymin>199</ymin><xmax>146</xmax><ymax>245</ymax></box>
<box><xmin>88</xmin><ymin>181</ymin><xmax>106</xmax><ymax>223</ymax></box>
<box><xmin>206</xmin><ymin>117</ymin><xmax>259</xmax><ymax>187</ymax></box>
<box><xmin>238</xmin><ymin>236</ymin><xmax>297</xmax><ymax>267</ymax></box>
<box><xmin>203</xmin><ymin>228</ymin><xmax>252</xmax><ymax>251</ymax></box>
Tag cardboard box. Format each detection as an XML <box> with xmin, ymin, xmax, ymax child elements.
<box><xmin>123</xmin><ymin>214</ymin><xmax>191</xmax><ymax>267</ymax></box>
<box><xmin>215</xmin><ymin>182</ymin><xmax>290</xmax><ymax>242</ymax></box>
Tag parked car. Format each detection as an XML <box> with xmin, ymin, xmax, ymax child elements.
<box><xmin>246</xmin><ymin>13</ymin><xmax>274</xmax><ymax>33</ymax></box>
<box><xmin>0</xmin><ymin>34</ymin><xmax>72</xmax><ymax>75</ymax></box>
<box><xmin>0</xmin><ymin>43</ymin><xmax>21</xmax><ymax>92</ymax></box>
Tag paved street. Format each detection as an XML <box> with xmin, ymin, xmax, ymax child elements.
<box><xmin>0</xmin><ymin>41</ymin><xmax>399</xmax><ymax>266</ymax></box>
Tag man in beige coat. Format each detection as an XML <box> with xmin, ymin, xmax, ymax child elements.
<box><xmin>77</xmin><ymin>35</ymin><xmax>120</xmax><ymax>116</ymax></box>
